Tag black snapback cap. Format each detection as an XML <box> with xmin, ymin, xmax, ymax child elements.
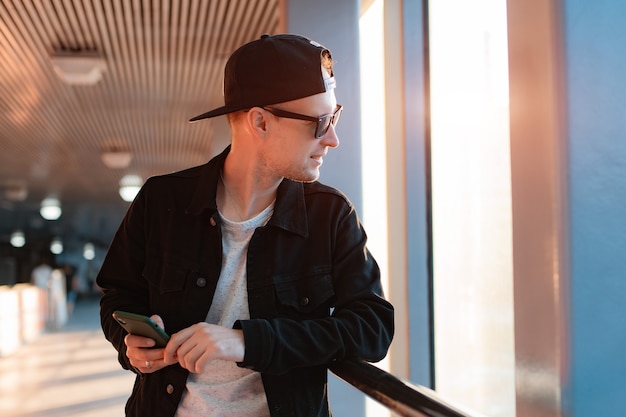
<box><xmin>189</xmin><ymin>34</ymin><xmax>336</xmax><ymax>122</ymax></box>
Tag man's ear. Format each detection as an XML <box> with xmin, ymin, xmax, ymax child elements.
<box><xmin>246</xmin><ymin>107</ymin><xmax>269</xmax><ymax>138</ymax></box>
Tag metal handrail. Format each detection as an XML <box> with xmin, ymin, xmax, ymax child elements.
<box><xmin>330</xmin><ymin>359</ymin><xmax>486</xmax><ymax>417</ymax></box>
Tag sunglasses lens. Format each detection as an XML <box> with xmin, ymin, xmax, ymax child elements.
<box><xmin>316</xmin><ymin>116</ymin><xmax>332</xmax><ymax>138</ymax></box>
<box><xmin>332</xmin><ymin>107</ymin><xmax>342</xmax><ymax>126</ymax></box>
<box><xmin>315</xmin><ymin>107</ymin><xmax>342</xmax><ymax>138</ymax></box>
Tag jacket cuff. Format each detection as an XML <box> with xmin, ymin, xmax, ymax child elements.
<box><xmin>233</xmin><ymin>319</ymin><xmax>273</xmax><ymax>371</ymax></box>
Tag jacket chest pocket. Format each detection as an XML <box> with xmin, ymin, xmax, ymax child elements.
<box><xmin>274</xmin><ymin>270</ymin><xmax>335</xmax><ymax>318</ymax></box>
<box><xmin>143</xmin><ymin>258</ymin><xmax>189</xmax><ymax>293</ymax></box>
<box><xmin>142</xmin><ymin>257</ymin><xmax>192</xmax><ymax>317</ymax></box>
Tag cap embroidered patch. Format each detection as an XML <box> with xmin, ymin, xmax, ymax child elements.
<box><xmin>324</xmin><ymin>76</ymin><xmax>336</xmax><ymax>91</ymax></box>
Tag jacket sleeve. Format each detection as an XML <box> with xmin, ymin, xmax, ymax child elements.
<box><xmin>96</xmin><ymin>186</ymin><xmax>151</xmax><ymax>372</ymax></box>
<box><xmin>235</xmin><ymin>202</ymin><xmax>394</xmax><ymax>374</ymax></box>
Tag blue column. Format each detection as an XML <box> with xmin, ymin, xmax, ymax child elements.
<box><xmin>283</xmin><ymin>3</ymin><xmax>366</xmax><ymax>416</ymax></box>
<box><xmin>283</xmin><ymin>0</ymin><xmax>363</xmax><ymax>214</ymax></box>
<box><xmin>563</xmin><ymin>1</ymin><xmax>626</xmax><ymax>415</ymax></box>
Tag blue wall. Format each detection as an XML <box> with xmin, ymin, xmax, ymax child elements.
<box><xmin>284</xmin><ymin>3</ymin><xmax>366</xmax><ymax>416</ymax></box>
<box><xmin>285</xmin><ymin>0</ymin><xmax>364</xmax><ymax>215</ymax></box>
<box><xmin>564</xmin><ymin>1</ymin><xmax>626</xmax><ymax>415</ymax></box>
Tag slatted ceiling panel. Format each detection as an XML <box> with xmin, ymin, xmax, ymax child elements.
<box><xmin>179</xmin><ymin>1</ymin><xmax>221</xmax><ymax>101</ymax></box>
<box><xmin>98</xmin><ymin>2</ymin><xmax>142</xmax><ymax>162</ymax></box>
<box><xmin>12</xmin><ymin>0</ymin><xmax>93</xmax><ymax>157</ymax></box>
<box><xmin>53</xmin><ymin>1</ymin><xmax>75</xmax><ymax>47</ymax></box>
<box><xmin>0</xmin><ymin>6</ymin><xmax>50</xmax><ymax>148</ymax></box>
<box><xmin>176</xmin><ymin>0</ymin><xmax>198</xmax><ymax>97</ymax></box>
<box><xmin>0</xmin><ymin>0</ymin><xmax>279</xmax><ymax>244</ymax></box>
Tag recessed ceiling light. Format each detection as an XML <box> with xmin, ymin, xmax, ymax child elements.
<box><xmin>84</xmin><ymin>242</ymin><xmax>95</xmax><ymax>260</ymax></box>
<box><xmin>119</xmin><ymin>175</ymin><xmax>143</xmax><ymax>202</ymax></box>
<box><xmin>101</xmin><ymin>147</ymin><xmax>132</xmax><ymax>169</ymax></box>
<box><xmin>2</xmin><ymin>180</ymin><xmax>28</xmax><ymax>201</ymax></box>
<box><xmin>50</xmin><ymin>237</ymin><xmax>63</xmax><ymax>254</ymax></box>
<box><xmin>40</xmin><ymin>197</ymin><xmax>62</xmax><ymax>220</ymax></box>
<box><xmin>51</xmin><ymin>51</ymin><xmax>106</xmax><ymax>86</ymax></box>
<box><xmin>10</xmin><ymin>230</ymin><xmax>25</xmax><ymax>248</ymax></box>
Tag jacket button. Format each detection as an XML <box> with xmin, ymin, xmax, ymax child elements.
<box><xmin>166</xmin><ymin>384</ymin><xmax>174</xmax><ymax>394</ymax></box>
<box><xmin>210</xmin><ymin>217</ymin><xmax>217</xmax><ymax>226</ymax></box>
<box><xmin>196</xmin><ymin>277</ymin><xmax>207</xmax><ymax>287</ymax></box>
<box><xmin>300</xmin><ymin>297</ymin><xmax>310</xmax><ymax>306</ymax></box>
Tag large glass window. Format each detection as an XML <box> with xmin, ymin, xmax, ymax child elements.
<box><xmin>429</xmin><ymin>1</ymin><xmax>516</xmax><ymax>416</ymax></box>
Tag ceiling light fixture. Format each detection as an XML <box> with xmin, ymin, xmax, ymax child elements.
<box><xmin>2</xmin><ymin>180</ymin><xmax>28</xmax><ymax>201</ymax></box>
<box><xmin>83</xmin><ymin>242</ymin><xmax>95</xmax><ymax>260</ymax></box>
<box><xmin>101</xmin><ymin>147</ymin><xmax>132</xmax><ymax>169</ymax></box>
<box><xmin>10</xmin><ymin>230</ymin><xmax>25</xmax><ymax>248</ymax></box>
<box><xmin>40</xmin><ymin>197</ymin><xmax>62</xmax><ymax>220</ymax></box>
<box><xmin>119</xmin><ymin>175</ymin><xmax>143</xmax><ymax>202</ymax></box>
<box><xmin>50</xmin><ymin>237</ymin><xmax>63</xmax><ymax>255</ymax></box>
<box><xmin>51</xmin><ymin>51</ymin><xmax>106</xmax><ymax>86</ymax></box>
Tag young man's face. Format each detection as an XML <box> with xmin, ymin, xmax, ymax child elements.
<box><xmin>261</xmin><ymin>89</ymin><xmax>340</xmax><ymax>183</ymax></box>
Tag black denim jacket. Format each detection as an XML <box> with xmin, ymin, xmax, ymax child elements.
<box><xmin>97</xmin><ymin>146</ymin><xmax>394</xmax><ymax>417</ymax></box>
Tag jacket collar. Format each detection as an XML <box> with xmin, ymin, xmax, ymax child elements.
<box><xmin>185</xmin><ymin>147</ymin><xmax>225</xmax><ymax>216</ymax></box>
<box><xmin>269</xmin><ymin>178</ymin><xmax>309</xmax><ymax>238</ymax></box>
<box><xmin>186</xmin><ymin>146</ymin><xmax>309</xmax><ymax>238</ymax></box>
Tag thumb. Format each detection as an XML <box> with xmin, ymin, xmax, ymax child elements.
<box><xmin>151</xmin><ymin>314</ymin><xmax>165</xmax><ymax>330</ymax></box>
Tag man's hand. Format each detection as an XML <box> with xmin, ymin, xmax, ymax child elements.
<box><xmin>124</xmin><ymin>314</ymin><xmax>167</xmax><ymax>374</ymax></box>
<box><xmin>163</xmin><ymin>323</ymin><xmax>245</xmax><ymax>373</ymax></box>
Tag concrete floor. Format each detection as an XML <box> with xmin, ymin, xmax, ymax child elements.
<box><xmin>0</xmin><ymin>299</ymin><xmax>134</xmax><ymax>417</ymax></box>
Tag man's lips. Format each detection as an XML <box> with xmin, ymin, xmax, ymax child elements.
<box><xmin>311</xmin><ymin>154</ymin><xmax>324</xmax><ymax>165</ymax></box>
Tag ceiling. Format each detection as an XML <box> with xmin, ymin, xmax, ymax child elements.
<box><xmin>0</xmin><ymin>0</ymin><xmax>280</xmax><ymax>254</ymax></box>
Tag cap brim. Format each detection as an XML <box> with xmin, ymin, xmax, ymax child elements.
<box><xmin>189</xmin><ymin>105</ymin><xmax>243</xmax><ymax>122</ymax></box>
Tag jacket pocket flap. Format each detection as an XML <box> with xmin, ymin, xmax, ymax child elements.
<box><xmin>143</xmin><ymin>259</ymin><xmax>188</xmax><ymax>293</ymax></box>
<box><xmin>275</xmin><ymin>273</ymin><xmax>335</xmax><ymax>313</ymax></box>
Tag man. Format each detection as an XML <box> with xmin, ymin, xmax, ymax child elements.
<box><xmin>97</xmin><ymin>33</ymin><xmax>394</xmax><ymax>417</ymax></box>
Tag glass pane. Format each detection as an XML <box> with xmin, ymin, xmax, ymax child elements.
<box><xmin>428</xmin><ymin>1</ymin><xmax>516</xmax><ymax>416</ymax></box>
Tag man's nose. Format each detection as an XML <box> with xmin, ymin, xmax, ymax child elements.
<box><xmin>321</xmin><ymin>124</ymin><xmax>340</xmax><ymax>148</ymax></box>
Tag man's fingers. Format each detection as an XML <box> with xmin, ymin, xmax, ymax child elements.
<box><xmin>132</xmin><ymin>357</ymin><xmax>165</xmax><ymax>373</ymax></box>
<box><xmin>150</xmin><ymin>314</ymin><xmax>165</xmax><ymax>329</ymax></box>
<box><xmin>163</xmin><ymin>327</ymin><xmax>191</xmax><ymax>364</ymax></box>
<box><xmin>162</xmin><ymin>323</ymin><xmax>245</xmax><ymax>369</ymax></box>
<box><xmin>125</xmin><ymin>334</ymin><xmax>156</xmax><ymax>348</ymax></box>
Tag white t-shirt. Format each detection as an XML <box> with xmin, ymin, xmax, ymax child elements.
<box><xmin>175</xmin><ymin>203</ymin><xmax>274</xmax><ymax>417</ymax></box>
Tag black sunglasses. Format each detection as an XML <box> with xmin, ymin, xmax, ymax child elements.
<box><xmin>263</xmin><ymin>104</ymin><xmax>343</xmax><ymax>139</ymax></box>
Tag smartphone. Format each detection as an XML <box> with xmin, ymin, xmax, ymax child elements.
<box><xmin>112</xmin><ymin>310</ymin><xmax>170</xmax><ymax>348</ymax></box>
